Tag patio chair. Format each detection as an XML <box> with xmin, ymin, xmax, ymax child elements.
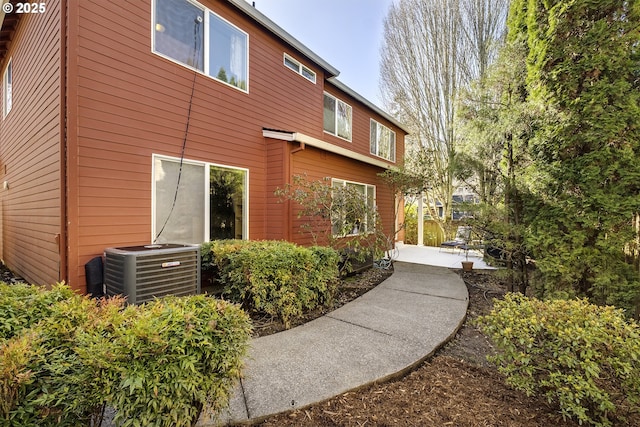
<box><xmin>439</xmin><ymin>226</ymin><xmax>472</xmax><ymax>252</ymax></box>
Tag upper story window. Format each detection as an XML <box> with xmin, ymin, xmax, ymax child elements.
<box><xmin>370</xmin><ymin>119</ymin><xmax>396</xmax><ymax>162</ymax></box>
<box><xmin>2</xmin><ymin>58</ymin><xmax>12</xmax><ymax>119</ymax></box>
<box><xmin>283</xmin><ymin>53</ymin><xmax>316</xmax><ymax>83</ymax></box>
<box><xmin>323</xmin><ymin>93</ymin><xmax>352</xmax><ymax>141</ymax></box>
<box><xmin>153</xmin><ymin>0</ymin><xmax>248</xmax><ymax>91</ymax></box>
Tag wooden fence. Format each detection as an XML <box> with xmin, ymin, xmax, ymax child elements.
<box><xmin>403</xmin><ymin>219</ymin><xmax>446</xmax><ymax>247</ymax></box>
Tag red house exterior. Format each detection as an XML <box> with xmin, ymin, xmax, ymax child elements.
<box><xmin>0</xmin><ymin>0</ymin><xmax>406</xmax><ymax>292</ymax></box>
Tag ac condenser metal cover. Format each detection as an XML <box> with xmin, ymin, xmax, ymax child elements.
<box><xmin>104</xmin><ymin>244</ymin><xmax>201</xmax><ymax>304</ymax></box>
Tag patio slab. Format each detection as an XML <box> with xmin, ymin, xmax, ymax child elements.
<box><xmin>395</xmin><ymin>243</ymin><xmax>496</xmax><ymax>270</ymax></box>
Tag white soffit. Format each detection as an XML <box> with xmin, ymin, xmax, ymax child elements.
<box><xmin>263</xmin><ymin>129</ymin><xmax>394</xmax><ymax>170</ymax></box>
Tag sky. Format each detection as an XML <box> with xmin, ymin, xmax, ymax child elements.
<box><xmin>247</xmin><ymin>0</ymin><xmax>394</xmax><ymax>108</ymax></box>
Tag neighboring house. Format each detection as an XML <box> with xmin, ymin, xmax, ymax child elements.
<box><xmin>0</xmin><ymin>0</ymin><xmax>407</xmax><ymax>292</ymax></box>
<box><xmin>420</xmin><ymin>184</ymin><xmax>479</xmax><ymax>221</ymax></box>
<box><xmin>451</xmin><ymin>185</ymin><xmax>479</xmax><ymax>220</ymax></box>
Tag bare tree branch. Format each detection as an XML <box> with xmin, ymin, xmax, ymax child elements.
<box><xmin>380</xmin><ymin>0</ymin><xmax>508</xmax><ymax>236</ymax></box>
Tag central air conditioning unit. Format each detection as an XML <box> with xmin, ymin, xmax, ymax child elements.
<box><xmin>104</xmin><ymin>244</ymin><xmax>201</xmax><ymax>304</ymax></box>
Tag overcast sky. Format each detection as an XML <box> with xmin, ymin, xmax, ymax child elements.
<box><xmin>248</xmin><ymin>0</ymin><xmax>394</xmax><ymax>108</ymax></box>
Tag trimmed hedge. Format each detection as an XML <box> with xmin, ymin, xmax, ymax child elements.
<box><xmin>202</xmin><ymin>240</ymin><xmax>340</xmax><ymax>328</ymax></box>
<box><xmin>0</xmin><ymin>283</ymin><xmax>251</xmax><ymax>427</ymax></box>
<box><xmin>477</xmin><ymin>294</ymin><xmax>640</xmax><ymax>427</ymax></box>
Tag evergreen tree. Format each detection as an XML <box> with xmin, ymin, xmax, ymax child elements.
<box><xmin>516</xmin><ymin>0</ymin><xmax>640</xmax><ymax>313</ymax></box>
<box><xmin>457</xmin><ymin>39</ymin><xmax>542</xmax><ymax>293</ymax></box>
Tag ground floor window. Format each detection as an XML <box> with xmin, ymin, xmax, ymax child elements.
<box><xmin>153</xmin><ymin>155</ymin><xmax>247</xmax><ymax>244</ymax></box>
<box><xmin>331</xmin><ymin>178</ymin><xmax>376</xmax><ymax>237</ymax></box>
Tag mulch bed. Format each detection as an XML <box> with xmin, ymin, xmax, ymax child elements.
<box><xmin>2</xmin><ymin>262</ymin><xmax>636</xmax><ymax>426</ymax></box>
<box><xmin>256</xmin><ymin>269</ymin><xmax>590</xmax><ymax>427</ymax></box>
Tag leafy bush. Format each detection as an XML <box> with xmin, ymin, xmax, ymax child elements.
<box><xmin>477</xmin><ymin>294</ymin><xmax>640</xmax><ymax>426</ymax></box>
<box><xmin>0</xmin><ymin>332</ymin><xmax>38</xmax><ymax>423</ymax></box>
<box><xmin>274</xmin><ymin>175</ymin><xmax>393</xmax><ymax>270</ymax></box>
<box><xmin>0</xmin><ymin>282</ymin><xmax>75</xmax><ymax>340</ymax></box>
<box><xmin>0</xmin><ymin>283</ymin><xmax>252</xmax><ymax>427</ymax></box>
<box><xmin>0</xmin><ymin>290</ymin><xmax>124</xmax><ymax>426</ymax></box>
<box><xmin>204</xmin><ymin>240</ymin><xmax>340</xmax><ymax>328</ymax></box>
<box><xmin>82</xmin><ymin>295</ymin><xmax>252</xmax><ymax>427</ymax></box>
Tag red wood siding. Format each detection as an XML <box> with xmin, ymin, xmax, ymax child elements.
<box><xmin>0</xmin><ymin>0</ymin><xmax>62</xmax><ymax>286</ymax></box>
<box><xmin>323</xmin><ymin>83</ymin><xmax>405</xmax><ymax>164</ymax></box>
<box><xmin>287</xmin><ymin>145</ymin><xmax>397</xmax><ymax>248</ymax></box>
<box><xmin>62</xmin><ymin>0</ymin><xmax>405</xmax><ymax>291</ymax></box>
<box><xmin>265</xmin><ymin>139</ymin><xmax>289</xmax><ymax>240</ymax></box>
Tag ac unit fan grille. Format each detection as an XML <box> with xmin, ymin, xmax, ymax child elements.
<box><xmin>104</xmin><ymin>245</ymin><xmax>200</xmax><ymax>304</ymax></box>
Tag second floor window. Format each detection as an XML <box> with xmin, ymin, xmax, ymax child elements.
<box><xmin>370</xmin><ymin>119</ymin><xmax>396</xmax><ymax>162</ymax></box>
<box><xmin>2</xmin><ymin>58</ymin><xmax>12</xmax><ymax>119</ymax></box>
<box><xmin>323</xmin><ymin>93</ymin><xmax>352</xmax><ymax>141</ymax></box>
<box><xmin>153</xmin><ymin>0</ymin><xmax>248</xmax><ymax>91</ymax></box>
<box><xmin>283</xmin><ymin>53</ymin><xmax>316</xmax><ymax>83</ymax></box>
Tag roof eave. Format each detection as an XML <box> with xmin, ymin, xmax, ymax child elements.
<box><xmin>327</xmin><ymin>78</ymin><xmax>409</xmax><ymax>134</ymax></box>
<box><xmin>227</xmin><ymin>0</ymin><xmax>340</xmax><ymax>78</ymax></box>
<box><xmin>227</xmin><ymin>1</ymin><xmax>408</xmax><ymax>136</ymax></box>
<box><xmin>0</xmin><ymin>0</ymin><xmax>20</xmax><ymax>65</ymax></box>
<box><xmin>264</xmin><ymin>129</ymin><xmax>397</xmax><ymax>170</ymax></box>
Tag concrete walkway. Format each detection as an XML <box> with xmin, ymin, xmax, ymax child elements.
<box><xmin>200</xmin><ymin>261</ymin><xmax>468</xmax><ymax>426</ymax></box>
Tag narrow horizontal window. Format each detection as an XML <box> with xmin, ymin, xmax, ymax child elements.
<box><xmin>283</xmin><ymin>53</ymin><xmax>316</xmax><ymax>83</ymax></box>
<box><xmin>301</xmin><ymin>66</ymin><xmax>315</xmax><ymax>81</ymax></box>
<box><xmin>323</xmin><ymin>93</ymin><xmax>352</xmax><ymax>141</ymax></box>
<box><xmin>153</xmin><ymin>0</ymin><xmax>249</xmax><ymax>92</ymax></box>
<box><xmin>284</xmin><ymin>55</ymin><xmax>299</xmax><ymax>72</ymax></box>
<box><xmin>370</xmin><ymin>119</ymin><xmax>396</xmax><ymax>162</ymax></box>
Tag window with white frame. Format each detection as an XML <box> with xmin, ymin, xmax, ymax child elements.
<box><xmin>153</xmin><ymin>0</ymin><xmax>248</xmax><ymax>91</ymax></box>
<box><xmin>323</xmin><ymin>93</ymin><xmax>352</xmax><ymax>141</ymax></box>
<box><xmin>331</xmin><ymin>179</ymin><xmax>376</xmax><ymax>236</ymax></box>
<box><xmin>370</xmin><ymin>119</ymin><xmax>396</xmax><ymax>162</ymax></box>
<box><xmin>2</xmin><ymin>58</ymin><xmax>12</xmax><ymax>119</ymax></box>
<box><xmin>283</xmin><ymin>53</ymin><xmax>316</xmax><ymax>83</ymax></box>
<box><xmin>153</xmin><ymin>155</ymin><xmax>247</xmax><ymax>244</ymax></box>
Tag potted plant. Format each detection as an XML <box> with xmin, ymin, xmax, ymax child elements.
<box><xmin>461</xmin><ymin>246</ymin><xmax>474</xmax><ymax>271</ymax></box>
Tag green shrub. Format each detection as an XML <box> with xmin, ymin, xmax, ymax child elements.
<box><xmin>477</xmin><ymin>294</ymin><xmax>640</xmax><ymax>427</ymax></box>
<box><xmin>201</xmin><ymin>239</ymin><xmax>253</xmax><ymax>279</ymax></box>
<box><xmin>0</xmin><ymin>332</ymin><xmax>38</xmax><ymax>423</ymax></box>
<box><xmin>83</xmin><ymin>295</ymin><xmax>252</xmax><ymax>427</ymax></box>
<box><xmin>0</xmin><ymin>284</ymin><xmax>252</xmax><ymax>427</ymax></box>
<box><xmin>0</xmin><ymin>282</ymin><xmax>75</xmax><ymax>340</ymax></box>
<box><xmin>205</xmin><ymin>240</ymin><xmax>340</xmax><ymax>328</ymax></box>
<box><xmin>0</xmin><ymin>291</ymin><xmax>122</xmax><ymax>426</ymax></box>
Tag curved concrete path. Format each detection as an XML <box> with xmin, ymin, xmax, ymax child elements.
<box><xmin>199</xmin><ymin>262</ymin><xmax>468</xmax><ymax>426</ymax></box>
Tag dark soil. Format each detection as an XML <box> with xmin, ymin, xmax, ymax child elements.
<box><xmin>0</xmin><ymin>265</ymin><xmax>24</xmax><ymax>284</ymax></box>
<box><xmin>256</xmin><ymin>269</ymin><xmax>587</xmax><ymax>427</ymax></box>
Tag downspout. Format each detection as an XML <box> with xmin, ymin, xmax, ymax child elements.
<box><xmin>290</xmin><ymin>141</ymin><xmax>305</xmax><ymax>154</ymax></box>
<box><xmin>58</xmin><ymin>0</ymin><xmax>68</xmax><ymax>284</ymax></box>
